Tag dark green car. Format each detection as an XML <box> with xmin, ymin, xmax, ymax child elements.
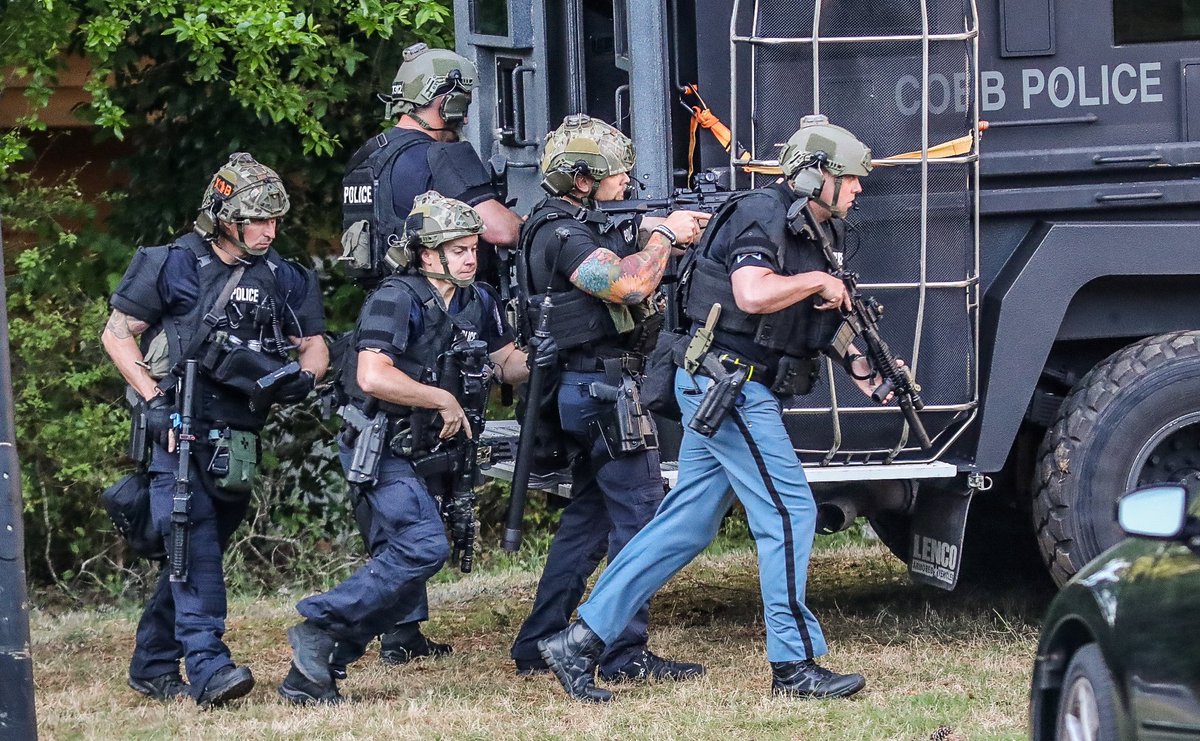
<box><xmin>1030</xmin><ymin>482</ymin><xmax>1200</xmax><ymax>740</ymax></box>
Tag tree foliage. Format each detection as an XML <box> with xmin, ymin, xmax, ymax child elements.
<box><xmin>1</xmin><ymin>0</ymin><xmax>459</xmax><ymax>588</ymax></box>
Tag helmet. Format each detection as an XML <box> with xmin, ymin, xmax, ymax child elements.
<box><xmin>540</xmin><ymin>114</ymin><xmax>636</xmax><ymax>198</ymax></box>
<box><xmin>384</xmin><ymin>43</ymin><xmax>477</xmax><ymax>125</ymax></box>
<box><xmin>390</xmin><ymin>191</ymin><xmax>485</xmax><ymax>287</ymax></box>
<box><xmin>194</xmin><ymin>152</ymin><xmax>290</xmax><ymax>255</ymax></box>
<box><xmin>778</xmin><ymin>115</ymin><xmax>873</xmax><ymax>198</ymax></box>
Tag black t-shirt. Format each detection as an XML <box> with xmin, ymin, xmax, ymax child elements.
<box><xmin>355</xmin><ymin>280</ymin><xmax>513</xmax><ymax>368</ymax></box>
<box><xmin>388</xmin><ymin>130</ymin><xmax>499</xmax><ymax>218</ymax></box>
<box><xmin>703</xmin><ymin>184</ymin><xmax>827</xmax><ymax>370</ymax></box>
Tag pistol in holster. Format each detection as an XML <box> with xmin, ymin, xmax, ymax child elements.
<box><xmin>587</xmin><ymin>372</ymin><xmax>659</xmax><ymax>457</ymax></box>
<box><xmin>689</xmin><ymin>353</ymin><xmax>753</xmax><ymax>438</ymax></box>
<box><xmin>341</xmin><ymin>404</ymin><xmax>389</xmax><ymax>492</ymax></box>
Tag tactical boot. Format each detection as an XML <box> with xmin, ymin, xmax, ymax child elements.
<box><xmin>278</xmin><ymin>664</ymin><xmax>344</xmax><ymax>706</ymax></box>
<box><xmin>286</xmin><ymin>620</ymin><xmax>336</xmax><ymax>685</ymax></box>
<box><xmin>600</xmin><ymin>649</ymin><xmax>706</xmax><ymax>683</ymax></box>
<box><xmin>770</xmin><ymin>660</ymin><xmax>866</xmax><ymax>699</ymax></box>
<box><xmin>379</xmin><ymin>625</ymin><xmax>452</xmax><ymax>666</ymax></box>
<box><xmin>329</xmin><ymin>640</ymin><xmax>367</xmax><ymax>681</ymax></box>
<box><xmin>128</xmin><ymin>671</ymin><xmax>189</xmax><ymax>701</ymax></box>
<box><xmin>196</xmin><ymin>664</ymin><xmax>255</xmax><ymax>708</ymax></box>
<box><xmin>538</xmin><ymin>620</ymin><xmax>613</xmax><ymax>703</ymax></box>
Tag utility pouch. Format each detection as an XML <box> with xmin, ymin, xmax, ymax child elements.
<box><xmin>770</xmin><ymin>355</ymin><xmax>820</xmax><ymax>397</ymax></box>
<box><xmin>806</xmin><ymin>304</ymin><xmax>845</xmax><ymax>354</ymax></box>
<box><xmin>203</xmin><ymin>332</ymin><xmax>287</xmax><ymax>396</ymax></box>
<box><xmin>141</xmin><ymin>331</ymin><xmax>171</xmax><ymax>380</ymax></box>
<box><xmin>100</xmin><ymin>471</ymin><xmax>165</xmax><ymax>561</ymax></box>
<box><xmin>339</xmin><ymin>219</ymin><xmax>373</xmax><ymax>272</ymax></box>
<box><xmin>212</xmin><ymin>429</ymin><xmax>258</xmax><ymax>494</ymax></box>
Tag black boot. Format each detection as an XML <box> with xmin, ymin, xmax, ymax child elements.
<box><xmin>286</xmin><ymin>620</ymin><xmax>336</xmax><ymax>685</ymax></box>
<box><xmin>514</xmin><ymin>657</ymin><xmax>549</xmax><ymax>676</ymax></box>
<box><xmin>599</xmin><ymin>649</ymin><xmax>706</xmax><ymax>683</ymax></box>
<box><xmin>537</xmin><ymin>620</ymin><xmax>613</xmax><ymax>703</ymax></box>
<box><xmin>128</xmin><ymin>671</ymin><xmax>189</xmax><ymax>701</ymax></box>
<box><xmin>196</xmin><ymin>664</ymin><xmax>256</xmax><ymax>708</ymax></box>
<box><xmin>278</xmin><ymin>664</ymin><xmax>344</xmax><ymax>706</ymax></box>
<box><xmin>329</xmin><ymin>639</ymin><xmax>367</xmax><ymax>681</ymax></box>
<box><xmin>379</xmin><ymin>623</ymin><xmax>452</xmax><ymax>665</ymax></box>
<box><xmin>770</xmin><ymin>660</ymin><xmax>866</xmax><ymax>699</ymax></box>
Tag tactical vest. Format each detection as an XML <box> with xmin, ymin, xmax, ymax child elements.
<box><xmin>680</xmin><ymin>188</ymin><xmax>839</xmax><ymax>358</ymax></box>
<box><xmin>144</xmin><ymin>234</ymin><xmax>294</xmax><ymax>430</ymax></box>
<box><xmin>342</xmin><ymin>274</ymin><xmax>488</xmax><ymax>420</ymax></box>
<box><xmin>340</xmin><ymin>129</ymin><xmax>429</xmax><ymax>287</ymax></box>
<box><xmin>515</xmin><ymin>198</ymin><xmax>639</xmax><ymax>354</ymax></box>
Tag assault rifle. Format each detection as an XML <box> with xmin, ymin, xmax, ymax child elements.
<box><xmin>598</xmin><ymin>182</ymin><xmax>739</xmax><ymax>218</ymax></box>
<box><xmin>170</xmin><ymin>360</ymin><xmax>199</xmax><ymax>582</ymax></box>
<box><xmin>415</xmin><ymin>337</ymin><xmax>491</xmax><ymax>573</ymax></box>
<box><xmin>810</xmin><ymin>214</ymin><xmax>934</xmax><ymax>451</ymax></box>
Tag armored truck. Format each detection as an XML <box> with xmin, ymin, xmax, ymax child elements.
<box><xmin>455</xmin><ymin>0</ymin><xmax>1200</xmax><ymax>589</ymax></box>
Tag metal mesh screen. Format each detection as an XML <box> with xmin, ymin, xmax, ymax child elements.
<box><xmin>735</xmin><ymin>0</ymin><xmax>979</xmax><ymax>461</ymax></box>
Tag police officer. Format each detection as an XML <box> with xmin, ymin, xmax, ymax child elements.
<box><xmin>280</xmin><ymin>191</ymin><xmax>551</xmax><ymax>704</ymax></box>
<box><xmin>508</xmin><ymin>115</ymin><xmax>708</xmax><ymax>698</ymax></box>
<box><xmin>339</xmin><ymin>43</ymin><xmax>524</xmax><ymax>663</ymax></box>
<box><xmin>538</xmin><ymin>116</ymin><xmax>892</xmax><ymax>701</ymax></box>
<box><xmin>102</xmin><ymin>153</ymin><xmax>328</xmax><ymax>707</ymax></box>
<box><xmin>345</xmin><ymin>42</ymin><xmax>521</xmax><ymax>284</ymax></box>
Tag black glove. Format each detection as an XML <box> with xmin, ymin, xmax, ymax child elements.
<box><xmin>275</xmin><ymin>369</ymin><xmax>316</xmax><ymax>404</ymax></box>
<box><xmin>143</xmin><ymin>394</ymin><xmax>174</xmax><ymax>448</ymax></box>
<box><xmin>527</xmin><ymin>334</ymin><xmax>558</xmax><ymax>370</ymax></box>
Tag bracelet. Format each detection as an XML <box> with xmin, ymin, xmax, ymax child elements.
<box><xmin>652</xmin><ymin>224</ymin><xmax>679</xmax><ymax>246</ymax></box>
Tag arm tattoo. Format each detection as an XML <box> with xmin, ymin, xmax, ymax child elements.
<box><xmin>104</xmin><ymin>310</ymin><xmax>149</xmax><ymax>340</ymax></box>
<box><xmin>569</xmin><ymin>232</ymin><xmax>673</xmax><ymax>304</ymax></box>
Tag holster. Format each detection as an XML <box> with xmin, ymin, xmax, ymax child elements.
<box><xmin>587</xmin><ymin>369</ymin><xmax>659</xmax><ymax>458</ymax></box>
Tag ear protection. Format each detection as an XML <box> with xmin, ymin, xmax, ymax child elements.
<box><xmin>384</xmin><ymin>213</ymin><xmax>426</xmax><ymax>272</ymax></box>
<box><xmin>789</xmin><ymin>151</ymin><xmax>828</xmax><ymax>199</ymax></box>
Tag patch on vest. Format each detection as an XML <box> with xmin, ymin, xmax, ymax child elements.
<box><xmin>231</xmin><ymin>286</ymin><xmax>261</xmax><ymax>304</ymax></box>
<box><xmin>344</xmin><ymin>184</ymin><xmax>373</xmax><ymax>205</ymax></box>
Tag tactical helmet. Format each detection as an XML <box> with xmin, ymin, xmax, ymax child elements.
<box><xmin>390</xmin><ymin>191</ymin><xmax>485</xmax><ymax>287</ymax></box>
<box><xmin>195</xmin><ymin>152</ymin><xmax>290</xmax><ymax>255</ymax></box>
<box><xmin>540</xmin><ymin>114</ymin><xmax>636</xmax><ymax>198</ymax></box>
<box><xmin>384</xmin><ymin>43</ymin><xmax>477</xmax><ymax>124</ymax></box>
<box><xmin>779</xmin><ymin>114</ymin><xmax>873</xmax><ymax>199</ymax></box>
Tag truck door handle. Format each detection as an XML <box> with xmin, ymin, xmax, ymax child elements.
<box><xmin>1095</xmin><ymin>191</ymin><xmax>1164</xmax><ymax>202</ymax></box>
<box><xmin>503</xmin><ymin>64</ymin><xmax>538</xmax><ymax>149</ymax></box>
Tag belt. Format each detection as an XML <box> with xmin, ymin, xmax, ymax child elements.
<box><xmin>562</xmin><ymin>353</ymin><xmax>645</xmax><ymax>374</ymax></box>
<box><xmin>695</xmin><ymin>351</ymin><xmax>771</xmax><ymax>385</ymax></box>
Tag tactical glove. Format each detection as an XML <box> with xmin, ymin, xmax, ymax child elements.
<box><xmin>527</xmin><ymin>334</ymin><xmax>559</xmax><ymax>370</ymax></box>
<box><xmin>143</xmin><ymin>395</ymin><xmax>174</xmax><ymax>449</ymax></box>
<box><xmin>275</xmin><ymin>370</ymin><xmax>316</xmax><ymax>404</ymax></box>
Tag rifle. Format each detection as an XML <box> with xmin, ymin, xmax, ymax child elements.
<box><xmin>598</xmin><ymin>177</ymin><xmax>740</xmax><ymax>218</ymax></box>
<box><xmin>502</xmin><ymin>291</ymin><xmax>553</xmax><ymax>553</ymax></box>
<box><xmin>810</xmin><ymin>214</ymin><xmax>934</xmax><ymax>450</ymax></box>
<box><xmin>436</xmin><ymin>337</ymin><xmax>491</xmax><ymax>573</ymax></box>
<box><xmin>169</xmin><ymin>360</ymin><xmax>199</xmax><ymax>582</ymax></box>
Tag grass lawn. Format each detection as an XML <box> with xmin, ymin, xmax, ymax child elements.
<box><xmin>31</xmin><ymin>534</ymin><xmax>1050</xmax><ymax>740</ymax></box>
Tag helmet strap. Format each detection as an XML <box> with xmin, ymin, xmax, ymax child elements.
<box><xmin>409</xmin><ymin>109</ymin><xmax>460</xmax><ymax>136</ymax></box>
<box><xmin>418</xmin><ymin>246</ymin><xmax>474</xmax><ymax>288</ymax></box>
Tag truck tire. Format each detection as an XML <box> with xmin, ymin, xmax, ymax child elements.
<box><xmin>1033</xmin><ymin>331</ymin><xmax>1200</xmax><ymax>587</ymax></box>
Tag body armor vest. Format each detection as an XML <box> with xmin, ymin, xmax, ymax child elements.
<box><xmin>516</xmin><ymin>198</ymin><xmax>640</xmax><ymax>354</ymax></box>
<box><xmin>157</xmin><ymin>234</ymin><xmax>293</xmax><ymax>430</ymax></box>
<box><xmin>680</xmin><ymin>188</ymin><xmax>839</xmax><ymax>358</ymax></box>
<box><xmin>342</xmin><ymin>274</ymin><xmax>488</xmax><ymax>420</ymax></box>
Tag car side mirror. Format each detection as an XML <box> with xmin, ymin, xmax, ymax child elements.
<box><xmin>1117</xmin><ymin>484</ymin><xmax>1188</xmax><ymax>539</ymax></box>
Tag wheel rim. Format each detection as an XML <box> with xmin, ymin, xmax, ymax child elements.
<box><xmin>1126</xmin><ymin>410</ymin><xmax>1200</xmax><ymax>491</ymax></box>
<box><xmin>1061</xmin><ymin>675</ymin><xmax>1100</xmax><ymax>741</ymax></box>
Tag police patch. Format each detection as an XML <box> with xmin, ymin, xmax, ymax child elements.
<box><xmin>214</xmin><ymin>175</ymin><xmax>235</xmax><ymax>199</ymax></box>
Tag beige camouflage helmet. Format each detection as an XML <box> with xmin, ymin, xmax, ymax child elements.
<box><xmin>385</xmin><ymin>43</ymin><xmax>477</xmax><ymax>119</ymax></box>
<box><xmin>540</xmin><ymin>114</ymin><xmax>636</xmax><ymax>197</ymax></box>
<box><xmin>406</xmin><ymin>191</ymin><xmax>485</xmax><ymax>249</ymax></box>
<box><xmin>195</xmin><ymin>153</ymin><xmax>289</xmax><ymax>250</ymax></box>
<box><xmin>779</xmin><ymin>115</ymin><xmax>873</xmax><ymax>181</ymax></box>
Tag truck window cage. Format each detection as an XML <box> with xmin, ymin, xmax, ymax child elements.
<box><xmin>728</xmin><ymin>0</ymin><xmax>982</xmax><ymax>465</ymax></box>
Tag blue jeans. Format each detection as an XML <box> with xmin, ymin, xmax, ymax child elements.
<box><xmin>129</xmin><ymin>446</ymin><xmax>250</xmax><ymax>699</ymax></box>
<box><xmin>578</xmin><ymin>367</ymin><xmax>828</xmax><ymax>662</ymax></box>
<box><xmin>510</xmin><ymin>370</ymin><xmax>665</xmax><ymax>672</ymax></box>
<box><xmin>297</xmin><ymin>448</ymin><xmax>449</xmax><ymax>649</ymax></box>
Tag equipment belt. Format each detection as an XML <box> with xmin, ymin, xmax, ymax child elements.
<box><xmin>562</xmin><ymin>354</ymin><xmax>645</xmax><ymax>374</ymax></box>
<box><xmin>694</xmin><ymin>351</ymin><xmax>771</xmax><ymax>385</ymax></box>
